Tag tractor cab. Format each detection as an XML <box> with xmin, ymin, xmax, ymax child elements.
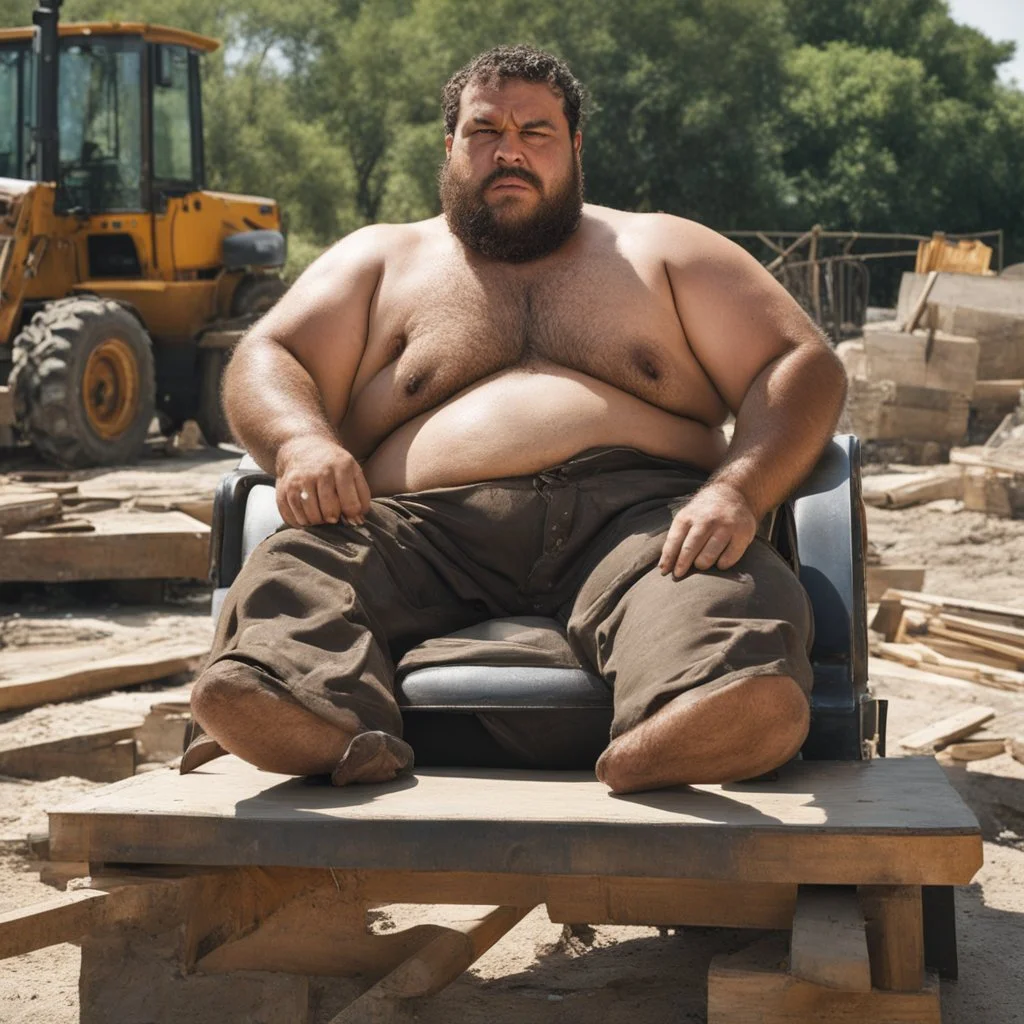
<box><xmin>0</xmin><ymin>24</ymin><xmax>210</xmax><ymax>217</ymax></box>
<box><xmin>0</xmin><ymin>4</ymin><xmax>286</xmax><ymax>469</ymax></box>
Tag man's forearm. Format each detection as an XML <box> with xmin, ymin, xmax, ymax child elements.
<box><xmin>709</xmin><ymin>343</ymin><xmax>847</xmax><ymax>519</ymax></box>
<box><xmin>224</xmin><ymin>334</ymin><xmax>342</xmax><ymax>476</ymax></box>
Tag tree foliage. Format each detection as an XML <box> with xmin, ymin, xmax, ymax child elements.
<box><xmin>1</xmin><ymin>0</ymin><xmax>1022</xmax><ymax>277</ymax></box>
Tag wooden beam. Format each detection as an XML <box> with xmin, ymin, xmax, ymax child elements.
<box><xmin>899</xmin><ymin>707</ymin><xmax>996</xmax><ymax>754</ymax></box>
<box><xmin>0</xmin><ymin>508</ymin><xmax>210</xmax><ymax>582</ymax></box>
<box><xmin>708</xmin><ymin>935</ymin><xmax>939</xmax><ymax>1023</ymax></box>
<box><xmin>789</xmin><ymin>887</ymin><xmax>871</xmax><ymax>992</ymax></box>
<box><xmin>866</xmin><ymin>566</ymin><xmax>925</xmax><ymax>603</ymax></box>
<box><xmin>0</xmin><ymin>878</ymin><xmax>183</xmax><ymax>960</ymax></box>
<box><xmin>859</xmin><ymin>886</ymin><xmax>925</xmax><ymax>992</ymax></box>
<box><xmin>0</xmin><ymin>643</ymin><xmax>208</xmax><ymax>713</ymax></box>
<box><xmin>196</xmin><ymin>884</ymin><xmax>455</xmax><ymax>977</ymax></box>
<box><xmin>545</xmin><ymin>877</ymin><xmax>797</xmax><ymax>929</ymax></box>
<box><xmin>327</xmin><ymin>905</ymin><xmax>532</xmax><ymax>1023</ymax></box>
<box><xmin>0</xmin><ymin>490</ymin><xmax>62</xmax><ymax>536</ymax></box>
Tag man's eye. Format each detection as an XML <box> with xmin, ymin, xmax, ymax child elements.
<box><xmin>476</xmin><ymin>129</ymin><xmax>497</xmax><ymax>135</ymax></box>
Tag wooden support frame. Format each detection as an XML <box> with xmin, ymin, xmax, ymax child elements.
<box><xmin>0</xmin><ymin>866</ymin><xmax>961</xmax><ymax>1024</ymax></box>
<box><xmin>4</xmin><ymin>756</ymin><xmax>981</xmax><ymax>1022</ymax></box>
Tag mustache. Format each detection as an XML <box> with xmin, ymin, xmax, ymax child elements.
<box><xmin>481</xmin><ymin>167</ymin><xmax>543</xmax><ymax>191</ymax></box>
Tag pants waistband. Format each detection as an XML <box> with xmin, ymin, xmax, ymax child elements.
<box><xmin>538</xmin><ymin>446</ymin><xmax>710</xmax><ymax>482</ymax></box>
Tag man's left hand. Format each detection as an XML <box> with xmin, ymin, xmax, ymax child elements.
<box><xmin>659</xmin><ymin>481</ymin><xmax>759</xmax><ymax>578</ymax></box>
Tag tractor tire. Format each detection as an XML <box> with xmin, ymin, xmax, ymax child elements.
<box><xmin>231</xmin><ymin>274</ymin><xmax>287</xmax><ymax>318</ymax></box>
<box><xmin>11</xmin><ymin>296</ymin><xmax>156</xmax><ymax>468</ymax></box>
<box><xmin>195</xmin><ymin>348</ymin><xmax>234</xmax><ymax>447</ymax></box>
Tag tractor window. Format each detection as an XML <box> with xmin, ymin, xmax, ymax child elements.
<box><xmin>152</xmin><ymin>45</ymin><xmax>194</xmax><ymax>184</ymax></box>
<box><xmin>58</xmin><ymin>40</ymin><xmax>143</xmax><ymax>212</ymax></box>
<box><xmin>0</xmin><ymin>50</ymin><xmax>18</xmax><ymax>178</ymax></box>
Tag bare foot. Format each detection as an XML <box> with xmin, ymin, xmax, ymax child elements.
<box><xmin>331</xmin><ymin>731</ymin><xmax>415</xmax><ymax>786</ymax></box>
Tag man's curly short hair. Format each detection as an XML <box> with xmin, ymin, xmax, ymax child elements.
<box><xmin>442</xmin><ymin>45</ymin><xmax>586</xmax><ymax>138</ymax></box>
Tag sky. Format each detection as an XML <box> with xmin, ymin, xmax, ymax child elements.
<box><xmin>947</xmin><ymin>0</ymin><xmax>1024</xmax><ymax>87</ymax></box>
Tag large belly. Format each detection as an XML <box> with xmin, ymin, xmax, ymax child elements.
<box><xmin>360</xmin><ymin>366</ymin><xmax>728</xmax><ymax>495</ymax></box>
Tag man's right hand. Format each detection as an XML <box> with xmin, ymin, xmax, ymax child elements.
<box><xmin>274</xmin><ymin>436</ymin><xmax>372</xmax><ymax>528</ymax></box>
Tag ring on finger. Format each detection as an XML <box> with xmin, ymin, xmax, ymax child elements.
<box><xmin>300</xmin><ymin>490</ymin><xmax>309</xmax><ymax>501</ymax></box>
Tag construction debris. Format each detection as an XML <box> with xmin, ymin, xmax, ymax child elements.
<box><xmin>898</xmin><ymin>706</ymin><xmax>996</xmax><ymax>754</ymax></box>
<box><xmin>871</xmin><ymin>589</ymin><xmax>1024</xmax><ymax>695</ymax></box>
<box><xmin>861</xmin><ymin>465</ymin><xmax>963</xmax><ymax>509</ymax></box>
<box><xmin>0</xmin><ymin>449</ymin><xmax>231</xmax><ymax>582</ymax></box>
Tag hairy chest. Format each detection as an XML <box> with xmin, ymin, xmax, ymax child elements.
<box><xmin>347</xmin><ymin>251</ymin><xmax>724</xmax><ymax>441</ymax></box>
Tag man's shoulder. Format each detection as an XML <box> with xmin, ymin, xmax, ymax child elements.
<box><xmin>582</xmin><ymin>206</ymin><xmax>726</xmax><ymax>258</ymax></box>
<box><xmin>330</xmin><ymin>217</ymin><xmax>443</xmax><ymax>263</ymax></box>
<box><xmin>295</xmin><ymin>218</ymin><xmax>446</xmax><ymax>290</ymax></box>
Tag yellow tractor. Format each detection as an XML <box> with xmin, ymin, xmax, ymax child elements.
<box><xmin>0</xmin><ymin>0</ymin><xmax>286</xmax><ymax>466</ymax></box>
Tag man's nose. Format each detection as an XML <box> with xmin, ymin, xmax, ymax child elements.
<box><xmin>494</xmin><ymin>130</ymin><xmax>526</xmax><ymax>165</ymax></box>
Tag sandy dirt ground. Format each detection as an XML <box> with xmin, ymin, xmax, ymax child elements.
<box><xmin>0</xmin><ymin>464</ymin><xmax>1022</xmax><ymax>1022</ymax></box>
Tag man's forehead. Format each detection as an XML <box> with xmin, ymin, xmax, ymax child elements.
<box><xmin>457</xmin><ymin>78</ymin><xmax>567</xmax><ymax>127</ymax></box>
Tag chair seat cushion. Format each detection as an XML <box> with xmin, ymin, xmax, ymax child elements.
<box><xmin>397</xmin><ymin>616</ymin><xmax>610</xmax><ymax>709</ymax></box>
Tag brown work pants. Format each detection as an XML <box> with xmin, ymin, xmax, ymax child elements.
<box><xmin>208</xmin><ymin>447</ymin><xmax>814</xmax><ymax>746</ymax></box>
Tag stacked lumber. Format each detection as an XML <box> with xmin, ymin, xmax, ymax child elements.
<box><xmin>871</xmin><ymin>588</ymin><xmax>1024</xmax><ymax>764</ymax></box>
<box><xmin>838</xmin><ymin>329</ymin><xmax>976</xmax><ymax>445</ymax></box>
<box><xmin>0</xmin><ymin>467</ymin><xmax>215</xmax><ymax>582</ymax></box>
<box><xmin>871</xmin><ymin>589</ymin><xmax>1024</xmax><ymax>694</ymax></box>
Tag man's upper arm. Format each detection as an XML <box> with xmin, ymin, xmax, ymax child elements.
<box><xmin>660</xmin><ymin>217</ymin><xmax>826</xmax><ymax>413</ymax></box>
<box><xmin>244</xmin><ymin>225</ymin><xmax>388</xmax><ymax>425</ymax></box>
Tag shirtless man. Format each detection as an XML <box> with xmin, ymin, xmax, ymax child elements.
<box><xmin>188</xmin><ymin>45</ymin><xmax>847</xmax><ymax>794</ymax></box>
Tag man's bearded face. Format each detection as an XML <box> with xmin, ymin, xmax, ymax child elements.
<box><xmin>440</xmin><ymin>85</ymin><xmax>584</xmax><ymax>263</ymax></box>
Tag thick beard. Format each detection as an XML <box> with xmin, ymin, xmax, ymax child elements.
<box><xmin>439</xmin><ymin>156</ymin><xmax>584</xmax><ymax>263</ymax></box>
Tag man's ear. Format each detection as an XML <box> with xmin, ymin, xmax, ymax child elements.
<box><xmin>573</xmin><ymin>131</ymin><xmax>582</xmax><ymax>156</ymax></box>
<box><xmin>445</xmin><ymin>134</ymin><xmax>454</xmax><ymax>157</ymax></box>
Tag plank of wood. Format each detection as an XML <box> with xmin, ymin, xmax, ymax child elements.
<box><xmin>898</xmin><ymin>707</ymin><xmax>996</xmax><ymax>753</ymax></box>
<box><xmin>861</xmin><ymin>472</ymin><xmax>962</xmax><ymax>511</ymax></box>
<box><xmin>937</xmin><ymin>612</ymin><xmax>1024</xmax><ymax>646</ymax></box>
<box><xmin>973</xmin><ymin>379</ymin><xmax>1024</xmax><ymax>403</ymax></box>
<box><xmin>926</xmin><ymin>621</ymin><xmax>1024</xmax><ymax>665</ymax></box>
<box><xmin>902</xmin><ymin>270</ymin><xmax>939</xmax><ymax>333</ymax></box>
<box><xmin>943</xmin><ymin>738</ymin><xmax>1007</xmax><ymax>761</ymax></box>
<box><xmin>884</xmin><ymin>589</ymin><xmax>1024</xmax><ymax>629</ymax></box>
<box><xmin>47</xmin><ymin>757</ymin><xmax>983</xmax><ymax>885</ymax></box>
<box><xmin>0</xmin><ymin>491</ymin><xmax>62</xmax><ymax>536</ymax></box>
<box><xmin>916</xmin><ymin>635</ymin><xmax>1020</xmax><ymax>670</ymax></box>
<box><xmin>328</xmin><ymin>905</ymin><xmax>531</xmax><ymax>1022</ymax></box>
<box><xmin>858</xmin><ymin>885</ymin><xmax>925</xmax><ymax>992</ymax></box>
<box><xmin>874</xmin><ymin>641</ymin><xmax>1024</xmax><ymax>691</ymax></box>
<box><xmin>0</xmin><ymin>508</ymin><xmax>210</xmax><ymax>582</ymax></box>
<box><xmin>869</xmin><ymin>595</ymin><xmax>906</xmax><ymax>642</ymax></box>
<box><xmin>0</xmin><ymin>727</ymin><xmax>137</xmax><ymax>782</ymax></box>
<box><xmin>789</xmin><ymin>887</ymin><xmax>871</xmax><ymax>992</ymax></box>
<box><xmin>0</xmin><ymin>881</ymin><xmax>175</xmax><ymax>959</ymax></box>
<box><xmin>195</xmin><ymin>882</ymin><xmax>456</xmax><ymax>977</ymax></box>
<box><xmin>175</xmin><ymin>499</ymin><xmax>214</xmax><ymax>526</ymax></box>
<box><xmin>708</xmin><ymin>935</ymin><xmax>940</xmax><ymax>1024</ymax></box>
<box><xmin>0</xmin><ymin>643</ymin><xmax>208</xmax><ymax>713</ymax></box>
<box><xmin>867</xmin><ymin>566</ymin><xmax>925</xmax><ymax>603</ymax></box>
<box><xmin>544</xmin><ymin>877</ymin><xmax>797</xmax><ymax>928</ymax></box>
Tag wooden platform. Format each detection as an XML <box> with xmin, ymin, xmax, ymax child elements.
<box><xmin>27</xmin><ymin>757</ymin><xmax>984</xmax><ymax>1023</ymax></box>
<box><xmin>50</xmin><ymin>755</ymin><xmax>981</xmax><ymax>884</ymax></box>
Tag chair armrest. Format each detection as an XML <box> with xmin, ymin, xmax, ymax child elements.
<box><xmin>209</xmin><ymin>461</ymin><xmax>274</xmax><ymax>588</ymax></box>
<box><xmin>789</xmin><ymin>434</ymin><xmax>874</xmax><ymax>757</ymax></box>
